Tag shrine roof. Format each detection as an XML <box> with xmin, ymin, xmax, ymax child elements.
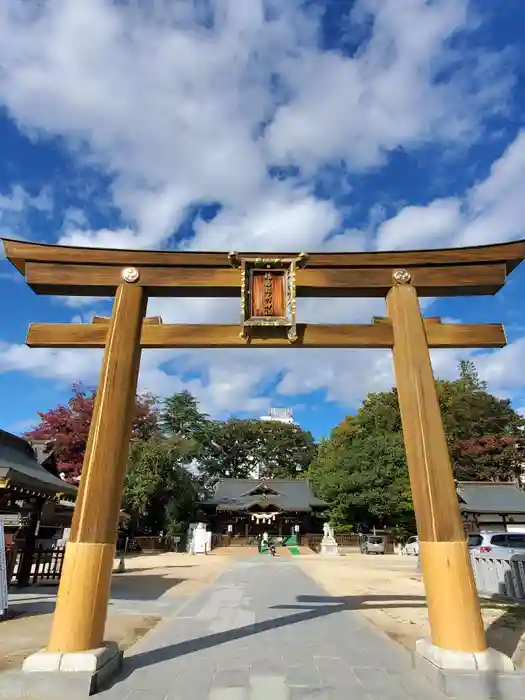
<box><xmin>202</xmin><ymin>478</ymin><xmax>327</xmax><ymax>511</ymax></box>
<box><xmin>457</xmin><ymin>481</ymin><xmax>525</xmax><ymax>515</ymax></box>
<box><xmin>0</xmin><ymin>429</ymin><xmax>77</xmax><ymax>499</ymax></box>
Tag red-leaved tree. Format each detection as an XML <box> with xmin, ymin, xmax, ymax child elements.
<box><xmin>25</xmin><ymin>383</ymin><xmax>160</xmax><ymax>483</ymax></box>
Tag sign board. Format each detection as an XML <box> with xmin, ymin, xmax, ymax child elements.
<box><xmin>0</xmin><ymin>513</ymin><xmax>21</xmax><ymax>528</ymax></box>
<box><xmin>0</xmin><ymin>519</ymin><xmax>8</xmax><ymax>617</ymax></box>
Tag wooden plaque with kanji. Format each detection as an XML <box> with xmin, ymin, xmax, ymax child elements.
<box><xmin>228</xmin><ymin>253</ymin><xmax>308</xmax><ymax>342</ymax></box>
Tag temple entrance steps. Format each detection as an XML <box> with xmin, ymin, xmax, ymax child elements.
<box><xmin>296</xmin><ymin>545</ymin><xmax>316</xmax><ymax>555</ymax></box>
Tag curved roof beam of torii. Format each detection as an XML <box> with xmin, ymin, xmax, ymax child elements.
<box><xmin>2</xmin><ymin>237</ymin><xmax>525</xmax><ymax>299</ymax></box>
<box><xmin>3</xmin><ymin>237</ymin><xmax>525</xmax><ymax>273</ymax></box>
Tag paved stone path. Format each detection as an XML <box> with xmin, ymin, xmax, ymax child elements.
<box><xmin>98</xmin><ymin>556</ymin><xmax>447</xmax><ymax>700</ymax></box>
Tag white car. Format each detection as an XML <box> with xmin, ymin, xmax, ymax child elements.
<box><xmin>404</xmin><ymin>535</ymin><xmax>419</xmax><ymax>556</ymax></box>
<box><xmin>468</xmin><ymin>531</ymin><xmax>525</xmax><ymax>556</ymax></box>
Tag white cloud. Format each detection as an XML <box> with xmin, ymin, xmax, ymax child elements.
<box><xmin>475</xmin><ymin>338</ymin><xmax>525</xmax><ymax>398</ymax></box>
<box><xmin>0</xmin><ymin>184</ymin><xmax>53</xmax><ymax>242</ymax></box>
<box><xmin>59</xmin><ymin>226</ymin><xmax>137</xmax><ymax>250</ymax></box>
<box><xmin>459</xmin><ymin>130</ymin><xmax>525</xmax><ymax>246</ymax></box>
<box><xmin>375</xmin><ymin>128</ymin><xmax>525</xmax><ymax>251</ymax></box>
<box><xmin>265</xmin><ymin>0</ymin><xmax>487</xmax><ymax>171</ymax></box>
<box><xmin>62</xmin><ymin>297</ymin><xmax>110</xmax><ymax>310</ymax></box>
<box><xmin>0</xmin><ymin>184</ymin><xmax>52</xmax><ymax>214</ymax></box>
<box><xmin>373</xmin><ymin>132</ymin><xmax>525</xmax><ymax>402</ymax></box>
<box><xmin>0</xmin><ymin>341</ymin><xmax>101</xmax><ymax>382</ymax></box>
<box><xmin>0</xmin><ymin>0</ymin><xmax>507</xmax><ymax>252</ymax></box>
<box><xmin>191</xmin><ymin>185</ymin><xmax>342</xmax><ymax>253</ymax></box>
<box><xmin>376</xmin><ymin>199</ymin><xmax>463</xmax><ymax>251</ymax></box>
<box><xmin>0</xmin><ymin>0</ymin><xmax>523</xmax><ymax>419</ymax></box>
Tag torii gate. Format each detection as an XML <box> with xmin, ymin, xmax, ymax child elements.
<box><xmin>3</xmin><ymin>237</ymin><xmax>525</xmax><ymax>664</ymax></box>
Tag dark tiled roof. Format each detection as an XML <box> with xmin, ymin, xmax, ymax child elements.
<box><xmin>0</xmin><ymin>429</ymin><xmax>77</xmax><ymax>498</ymax></box>
<box><xmin>202</xmin><ymin>478</ymin><xmax>327</xmax><ymax>511</ymax></box>
<box><xmin>457</xmin><ymin>481</ymin><xmax>525</xmax><ymax>515</ymax></box>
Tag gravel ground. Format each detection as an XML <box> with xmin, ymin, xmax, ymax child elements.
<box><xmin>297</xmin><ymin>551</ymin><xmax>525</xmax><ymax>667</ymax></box>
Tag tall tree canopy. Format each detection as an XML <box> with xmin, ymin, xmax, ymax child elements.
<box><xmin>25</xmin><ymin>383</ymin><xmax>160</xmax><ymax>481</ymax></box>
<box><xmin>123</xmin><ymin>437</ymin><xmax>199</xmax><ymax>536</ymax></box>
<box><xmin>310</xmin><ymin>361</ymin><xmax>524</xmax><ymax>529</ymax></box>
<box><xmin>439</xmin><ymin>360</ymin><xmax>523</xmax><ymax>481</ymax></box>
<box><xmin>198</xmin><ymin>418</ymin><xmax>317</xmax><ymax>486</ymax></box>
<box><xmin>162</xmin><ymin>390</ymin><xmax>210</xmax><ymax>440</ymax></box>
<box><xmin>345</xmin><ymin>361</ymin><xmax>524</xmax><ymax>482</ymax></box>
<box><xmin>310</xmin><ymin>431</ymin><xmax>413</xmax><ymax>530</ymax></box>
<box><xmin>159</xmin><ymin>392</ymin><xmax>317</xmax><ymax>487</ymax></box>
<box><xmin>25</xmin><ymin>385</ymin><xmax>317</xmax><ymax>533</ymax></box>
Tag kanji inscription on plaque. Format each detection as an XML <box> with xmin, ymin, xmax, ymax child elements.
<box><xmin>228</xmin><ymin>252</ymin><xmax>308</xmax><ymax>342</ymax></box>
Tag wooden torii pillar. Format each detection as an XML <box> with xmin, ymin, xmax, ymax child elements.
<box><xmin>387</xmin><ymin>272</ymin><xmax>486</xmax><ymax>652</ymax></box>
<box><xmin>2</xmin><ymin>237</ymin><xmax>525</xmax><ymax>660</ymax></box>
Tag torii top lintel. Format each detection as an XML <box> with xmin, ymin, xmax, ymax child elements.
<box><xmin>2</xmin><ymin>237</ymin><xmax>525</xmax><ymax>298</ymax></box>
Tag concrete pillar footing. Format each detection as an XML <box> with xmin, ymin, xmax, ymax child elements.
<box><xmin>0</xmin><ymin>641</ymin><xmax>122</xmax><ymax>698</ymax></box>
<box><xmin>413</xmin><ymin>638</ymin><xmax>525</xmax><ymax>699</ymax></box>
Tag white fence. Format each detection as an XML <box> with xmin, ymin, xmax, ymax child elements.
<box><xmin>470</xmin><ymin>552</ymin><xmax>525</xmax><ymax>601</ymax></box>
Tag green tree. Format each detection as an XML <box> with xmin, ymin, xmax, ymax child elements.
<box><xmin>435</xmin><ymin>364</ymin><xmax>523</xmax><ymax>480</ymax></box>
<box><xmin>309</xmin><ymin>360</ymin><xmax>524</xmax><ymax>529</ymax></box>
<box><xmin>255</xmin><ymin>420</ymin><xmax>317</xmax><ymax>478</ymax></box>
<box><xmin>458</xmin><ymin>359</ymin><xmax>487</xmax><ymax>391</ymax></box>
<box><xmin>197</xmin><ymin>418</ymin><xmax>317</xmax><ymax>486</ymax></box>
<box><xmin>348</xmin><ymin>390</ymin><xmax>403</xmax><ymax>434</ymax></box>
<box><xmin>201</xmin><ymin>419</ymin><xmax>261</xmax><ymax>483</ymax></box>
<box><xmin>123</xmin><ymin>437</ymin><xmax>198</xmax><ymax>536</ymax></box>
<box><xmin>162</xmin><ymin>390</ymin><xmax>210</xmax><ymax>440</ymax></box>
<box><xmin>160</xmin><ymin>390</ymin><xmax>217</xmax><ymax>494</ymax></box>
<box><xmin>350</xmin><ymin>366</ymin><xmax>524</xmax><ymax>483</ymax></box>
<box><xmin>439</xmin><ymin>378</ymin><xmax>523</xmax><ymax>481</ymax></box>
<box><xmin>160</xmin><ymin>392</ymin><xmax>317</xmax><ymax>488</ymax></box>
<box><xmin>309</xmin><ymin>431</ymin><xmax>414</xmax><ymax>530</ymax></box>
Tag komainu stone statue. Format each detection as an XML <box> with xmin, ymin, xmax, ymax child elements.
<box><xmin>320</xmin><ymin>521</ymin><xmax>339</xmax><ymax>557</ymax></box>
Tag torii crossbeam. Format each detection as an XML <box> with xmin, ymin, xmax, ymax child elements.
<box><xmin>3</xmin><ymin>236</ymin><xmax>525</xmax><ymax>668</ymax></box>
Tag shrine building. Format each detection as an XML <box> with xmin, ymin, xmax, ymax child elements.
<box><xmin>200</xmin><ymin>478</ymin><xmax>328</xmax><ymax>539</ymax></box>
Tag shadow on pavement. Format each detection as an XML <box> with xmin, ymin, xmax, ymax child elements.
<box><xmin>2</xmin><ymin>599</ymin><xmax>56</xmax><ymax>618</ymax></box>
<box><xmin>103</xmin><ymin>592</ymin><xmax>427</xmax><ymax>688</ymax></box>
<box><xmin>117</xmin><ymin>565</ymin><xmax>195</xmax><ymax>574</ymax></box>
<box><xmin>7</xmin><ymin>571</ymin><xmax>187</xmax><ymax>618</ymax></box>
<box><xmin>486</xmin><ymin>603</ymin><xmax>525</xmax><ymax>662</ymax></box>
<box><xmin>109</xmin><ymin>574</ymin><xmax>185</xmax><ymax>601</ymax></box>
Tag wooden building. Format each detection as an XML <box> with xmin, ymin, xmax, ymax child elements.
<box><xmin>201</xmin><ymin>478</ymin><xmax>328</xmax><ymax>539</ymax></box>
<box><xmin>1</xmin><ymin>431</ymin><xmax>77</xmax><ymax>535</ymax></box>
<box><xmin>458</xmin><ymin>481</ymin><xmax>525</xmax><ymax>534</ymax></box>
<box><xmin>0</xmin><ymin>429</ymin><xmax>77</xmax><ymax>585</ymax></box>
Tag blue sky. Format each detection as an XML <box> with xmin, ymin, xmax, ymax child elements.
<box><xmin>1</xmin><ymin>0</ymin><xmax>525</xmax><ymax>441</ymax></box>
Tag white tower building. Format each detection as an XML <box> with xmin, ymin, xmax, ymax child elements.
<box><xmin>259</xmin><ymin>407</ymin><xmax>295</xmax><ymax>425</ymax></box>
